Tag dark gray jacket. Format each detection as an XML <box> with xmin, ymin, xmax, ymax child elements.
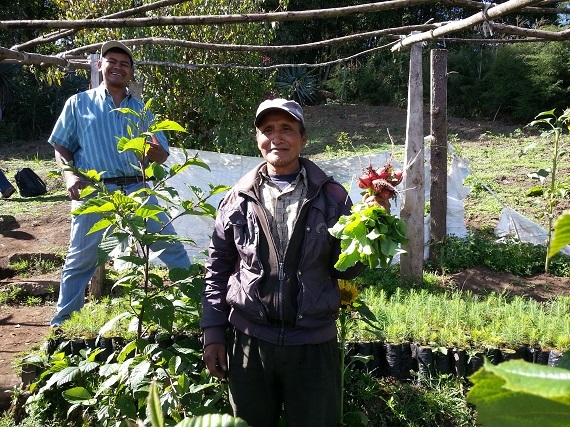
<box><xmin>201</xmin><ymin>158</ymin><xmax>363</xmax><ymax>347</ymax></box>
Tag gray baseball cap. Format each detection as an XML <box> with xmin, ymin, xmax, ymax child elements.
<box><xmin>100</xmin><ymin>40</ymin><xmax>134</xmax><ymax>64</ymax></box>
<box><xmin>255</xmin><ymin>98</ymin><xmax>304</xmax><ymax>127</ymax></box>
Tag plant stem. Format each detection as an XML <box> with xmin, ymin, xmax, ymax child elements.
<box><xmin>545</xmin><ymin>125</ymin><xmax>560</xmax><ymax>273</ymax></box>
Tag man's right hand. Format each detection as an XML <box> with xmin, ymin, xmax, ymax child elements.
<box><xmin>204</xmin><ymin>343</ymin><xmax>228</xmax><ymax>379</ymax></box>
<box><xmin>64</xmin><ymin>172</ymin><xmax>84</xmax><ymax>201</ymax></box>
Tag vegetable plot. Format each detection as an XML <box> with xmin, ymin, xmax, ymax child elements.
<box><xmin>329</xmin><ymin>160</ymin><xmax>408</xmax><ymax>271</ymax></box>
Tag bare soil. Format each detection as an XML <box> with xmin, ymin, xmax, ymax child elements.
<box><xmin>0</xmin><ymin>104</ymin><xmax>569</xmax><ymax>409</ymax></box>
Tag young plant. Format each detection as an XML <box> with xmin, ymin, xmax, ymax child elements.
<box><xmin>329</xmin><ymin>158</ymin><xmax>408</xmax><ymax>271</ymax></box>
<box><xmin>63</xmin><ymin>100</ymin><xmax>229</xmax><ymax>340</ymax></box>
<box><xmin>337</xmin><ymin>279</ymin><xmax>380</xmax><ymax>425</ymax></box>
<box><xmin>527</xmin><ymin>108</ymin><xmax>570</xmax><ymax>273</ymax></box>
<box><xmin>19</xmin><ymin>102</ymin><xmax>233</xmax><ymax>425</ymax></box>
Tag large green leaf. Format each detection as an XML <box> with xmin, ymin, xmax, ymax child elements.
<box><xmin>147</xmin><ymin>381</ymin><xmax>165</xmax><ymax>427</ymax></box>
<box><xmin>467</xmin><ymin>360</ymin><xmax>570</xmax><ymax>426</ymax></box>
<box><xmin>142</xmin><ymin>295</ymin><xmax>174</xmax><ymax>332</ymax></box>
<box><xmin>150</xmin><ymin>119</ymin><xmax>187</xmax><ymax>133</ymax></box>
<box><xmin>62</xmin><ymin>386</ymin><xmax>95</xmax><ymax>404</ymax></box>
<box><xmin>175</xmin><ymin>414</ymin><xmax>251</xmax><ymax>427</ymax></box>
<box><xmin>117</xmin><ymin>136</ymin><xmax>146</xmax><ymax>156</ymax></box>
<box><xmin>549</xmin><ymin>211</ymin><xmax>570</xmax><ymax>257</ymax></box>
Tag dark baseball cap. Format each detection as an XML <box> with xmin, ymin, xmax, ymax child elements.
<box><xmin>255</xmin><ymin>98</ymin><xmax>304</xmax><ymax>127</ymax></box>
<box><xmin>100</xmin><ymin>40</ymin><xmax>133</xmax><ymax>64</ymax></box>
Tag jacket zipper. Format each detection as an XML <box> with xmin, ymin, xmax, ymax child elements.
<box><xmin>241</xmin><ymin>177</ymin><xmax>329</xmax><ymax>346</ymax></box>
<box><xmin>278</xmin><ymin>261</ymin><xmax>285</xmax><ymax>346</ymax></box>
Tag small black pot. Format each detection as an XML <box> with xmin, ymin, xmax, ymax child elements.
<box><xmin>452</xmin><ymin>348</ymin><xmax>468</xmax><ymax>378</ymax></box>
<box><xmin>71</xmin><ymin>338</ymin><xmax>86</xmax><ymax>356</ymax></box>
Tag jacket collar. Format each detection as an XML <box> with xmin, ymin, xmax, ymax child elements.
<box><xmin>235</xmin><ymin>157</ymin><xmax>331</xmax><ymax>197</ymax></box>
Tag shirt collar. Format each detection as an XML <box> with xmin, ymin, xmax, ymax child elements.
<box><xmin>259</xmin><ymin>164</ymin><xmax>307</xmax><ymax>186</ymax></box>
<box><xmin>96</xmin><ymin>83</ymin><xmax>131</xmax><ymax>101</ymax></box>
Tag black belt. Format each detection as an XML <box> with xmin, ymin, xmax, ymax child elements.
<box><xmin>102</xmin><ymin>176</ymin><xmax>145</xmax><ymax>185</ymax></box>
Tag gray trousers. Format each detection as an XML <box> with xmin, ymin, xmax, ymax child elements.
<box><xmin>228</xmin><ymin>329</ymin><xmax>341</xmax><ymax>427</ymax></box>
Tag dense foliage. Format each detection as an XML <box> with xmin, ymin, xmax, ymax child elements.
<box><xmin>2</xmin><ymin>2</ymin><xmax>570</xmax><ymax>148</ymax></box>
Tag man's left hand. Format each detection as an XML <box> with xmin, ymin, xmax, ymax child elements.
<box><xmin>147</xmin><ymin>135</ymin><xmax>169</xmax><ymax>164</ymax></box>
<box><xmin>363</xmin><ymin>193</ymin><xmax>391</xmax><ymax>213</ymax></box>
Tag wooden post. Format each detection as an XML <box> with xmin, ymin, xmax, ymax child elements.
<box><xmin>88</xmin><ymin>52</ymin><xmax>105</xmax><ymax>299</ymax></box>
<box><xmin>129</xmin><ymin>81</ymin><xmax>143</xmax><ymax>100</ymax></box>
<box><xmin>429</xmin><ymin>49</ymin><xmax>448</xmax><ymax>263</ymax></box>
<box><xmin>400</xmin><ymin>40</ymin><xmax>425</xmax><ymax>281</ymax></box>
<box><xmin>89</xmin><ymin>53</ymin><xmax>101</xmax><ymax>88</ymax></box>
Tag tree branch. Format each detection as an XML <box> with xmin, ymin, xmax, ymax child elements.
<box><xmin>491</xmin><ymin>22</ymin><xmax>570</xmax><ymax>39</ymax></box>
<box><xmin>59</xmin><ymin>25</ymin><xmax>437</xmax><ymax>57</ymax></box>
<box><xmin>440</xmin><ymin>0</ymin><xmax>570</xmax><ymax>14</ymax></box>
<box><xmin>11</xmin><ymin>0</ymin><xmax>190</xmax><ymax>51</ymax></box>
<box><xmin>0</xmin><ymin>0</ymin><xmax>434</xmax><ymax>30</ymax></box>
<box><xmin>391</xmin><ymin>0</ymin><xmax>545</xmax><ymax>51</ymax></box>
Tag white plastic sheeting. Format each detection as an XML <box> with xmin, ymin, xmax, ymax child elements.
<box><xmin>164</xmin><ymin>147</ymin><xmax>471</xmax><ymax>261</ymax></box>
<box><xmin>496</xmin><ymin>208</ymin><xmax>570</xmax><ymax>256</ymax></box>
<box><xmin>157</xmin><ymin>144</ymin><xmax>569</xmax><ymax>263</ymax></box>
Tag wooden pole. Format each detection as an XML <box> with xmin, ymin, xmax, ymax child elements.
<box><xmin>90</xmin><ymin>53</ymin><xmax>101</xmax><ymax>88</ymax></box>
<box><xmin>429</xmin><ymin>49</ymin><xmax>448</xmax><ymax>263</ymax></box>
<box><xmin>400</xmin><ymin>39</ymin><xmax>425</xmax><ymax>281</ymax></box>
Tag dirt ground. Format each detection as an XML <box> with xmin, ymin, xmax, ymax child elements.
<box><xmin>1</xmin><ymin>104</ymin><xmax>569</xmax><ymax>408</ymax></box>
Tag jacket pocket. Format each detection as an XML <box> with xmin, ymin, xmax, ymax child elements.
<box><xmin>226</xmin><ymin>273</ymin><xmax>268</xmax><ymax>323</ymax></box>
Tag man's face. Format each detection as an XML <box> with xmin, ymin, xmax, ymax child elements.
<box><xmin>99</xmin><ymin>50</ymin><xmax>134</xmax><ymax>89</ymax></box>
<box><xmin>256</xmin><ymin>110</ymin><xmax>307</xmax><ymax>175</ymax></box>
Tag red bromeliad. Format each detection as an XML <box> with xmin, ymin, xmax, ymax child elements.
<box><xmin>357</xmin><ymin>159</ymin><xmax>403</xmax><ymax>200</ymax></box>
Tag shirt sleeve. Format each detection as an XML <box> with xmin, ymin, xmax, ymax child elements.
<box><xmin>48</xmin><ymin>96</ymin><xmax>78</xmax><ymax>152</ymax></box>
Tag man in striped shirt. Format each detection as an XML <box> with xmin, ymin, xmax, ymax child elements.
<box><xmin>48</xmin><ymin>40</ymin><xmax>190</xmax><ymax>327</ymax></box>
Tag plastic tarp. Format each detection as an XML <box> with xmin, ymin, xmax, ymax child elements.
<box><xmin>496</xmin><ymin>207</ymin><xmax>570</xmax><ymax>256</ymax></box>
<box><xmin>148</xmin><ymin>145</ymin><xmax>568</xmax><ymax>264</ymax></box>
<box><xmin>164</xmin><ymin>147</ymin><xmax>471</xmax><ymax>261</ymax></box>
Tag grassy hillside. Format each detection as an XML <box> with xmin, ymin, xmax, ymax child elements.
<box><xmin>302</xmin><ymin>103</ymin><xmax>570</xmax><ymax>234</ymax></box>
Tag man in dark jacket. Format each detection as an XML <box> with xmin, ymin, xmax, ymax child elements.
<box><xmin>201</xmin><ymin>98</ymin><xmax>366</xmax><ymax>427</ymax></box>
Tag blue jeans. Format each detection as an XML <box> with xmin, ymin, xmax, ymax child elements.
<box><xmin>51</xmin><ymin>182</ymin><xmax>190</xmax><ymax>326</ymax></box>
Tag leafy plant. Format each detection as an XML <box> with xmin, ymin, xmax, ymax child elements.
<box><xmin>8</xmin><ymin>253</ymin><xmax>64</xmax><ymax>277</ymax></box>
<box><xmin>0</xmin><ymin>284</ymin><xmax>24</xmax><ymax>305</ymax></box>
<box><xmin>65</xmin><ymin>99</ymin><xmax>229</xmax><ymax>341</ymax></box>
<box><xmin>145</xmin><ymin>381</ymin><xmax>249</xmax><ymax>427</ymax></box>
<box><xmin>275</xmin><ymin>67</ymin><xmax>319</xmax><ymax>106</ymax></box>
<box><xmin>329</xmin><ymin>203</ymin><xmax>408</xmax><ymax>271</ymax></box>
<box><xmin>337</xmin><ymin>280</ymin><xmax>380</xmax><ymax>425</ymax></box>
<box><xmin>19</xmin><ymin>102</ymin><xmax>232</xmax><ymax>426</ymax></box>
<box><xmin>467</xmin><ymin>356</ymin><xmax>570</xmax><ymax>426</ymax></box>
<box><xmin>526</xmin><ymin>108</ymin><xmax>570</xmax><ymax>272</ymax></box>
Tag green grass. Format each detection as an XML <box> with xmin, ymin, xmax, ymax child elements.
<box><xmin>8</xmin><ymin>253</ymin><xmax>65</xmax><ymax>278</ymax></box>
<box><xmin>454</xmin><ymin>131</ymin><xmax>570</xmax><ymax>232</ymax></box>
<box><xmin>354</xmin><ymin>286</ymin><xmax>570</xmax><ymax>350</ymax></box>
<box><xmin>0</xmin><ymin>139</ymin><xmax>67</xmax><ymax>217</ymax></box>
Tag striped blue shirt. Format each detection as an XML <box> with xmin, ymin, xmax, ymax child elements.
<box><xmin>48</xmin><ymin>84</ymin><xmax>168</xmax><ymax>178</ymax></box>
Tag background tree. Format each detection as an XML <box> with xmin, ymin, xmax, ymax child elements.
<box><xmin>44</xmin><ymin>0</ymin><xmax>284</xmax><ymax>155</ymax></box>
<box><xmin>0</xmin><ymin>0</ymin><xmax>84</xmax><ymax>142</ymax></box>
<box><xmin>2</xmin><ymin>1</ymin><xmax>570</xmax><ymax>146</ymax></box>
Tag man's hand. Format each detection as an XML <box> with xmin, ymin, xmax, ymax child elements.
<box><xmin>363</xmin><ymin>192</ymin><xmax>391</xmax><ymax>213</ymax></box>
<box><xmin>146</xmin><ymin>135</ymin><xmax>169</xmax><ymax>164</ymax></box>
<box><xmin>63</xmin><ymin>171</ymin><xmax>83</xmax><ymax>201</ymax></box>
<box><xmin>204</xmin><ymin>343</ymin><xmax>228</xmax><ymax>379</ymax></box>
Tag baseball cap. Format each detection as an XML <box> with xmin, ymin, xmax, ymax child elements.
<box><xmin>100</xmin><ymin>40</ymin><xmax>134</xmax><ymax>64</ymax></box>
<box><xmin>255</xmin><ymin>98</ymin><xmax>304</xmax><ymax>127</ymax></box>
